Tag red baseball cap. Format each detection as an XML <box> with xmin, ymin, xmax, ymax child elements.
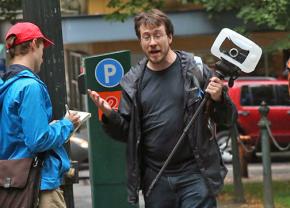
<box><xmin>5</xmin><ymin>22</ymin><xmax>54</xmax><ymax>49</ymax></box>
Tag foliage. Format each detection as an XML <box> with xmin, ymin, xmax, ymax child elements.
<box><xmin>106</xmin><ymin>0</ymin><xmax>164</xmax><ymax>22</ymax></box>
<box><xmin>107</xmin><ymin>0</ymin><xmax>290</xmax><ymax>31</ymax></box>
<box><xmin>186</xmin><ymin>0</ymin><xmax>290</xmax><ymax>51</ymax></box>
<box><xmin>237</xmin><ymin>1</ymin><xmax>289</xmax><ymax>31</ymax></box>
<box><xmin>187</xmin><ymin>0</ymin><xmax>290</xmax><ymax>31</ymax></box>
<box><xmin>1</xmin><ymin>0</ymin><xmax>289</xmax><ymax>32</ymax></box>
<box><xmin>105</xmin><ymin>0</ymin><xmax>289</xmax><ymax>50</ymax></box>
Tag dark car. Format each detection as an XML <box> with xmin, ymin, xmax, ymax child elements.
<box><xmin>218</xmin><ymin>77</ymin><xmax>290</xmax><ymax>162</ymax></box>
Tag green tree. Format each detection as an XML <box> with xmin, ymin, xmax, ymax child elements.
<box><xmin>107</xmin><ymin>0</ymin><xmax>290</xmax><ymax>30</ymax></box>
<box><xmin>106</xmin><ymin>0</ymin><xmax>164</xmax><ymax>22</ymax></box>
<box><xmin>106</xmin><ymin>0</ymin><xmax>290</xmax><ymax>50</ymax></box>
<box><xmin>1</xmin><ymin>0</ymin><xmax>289</xmax><ymax>38</ymax></box>
<box><xmin>2</xmin><ymin>0</ymin><xmax>289</xmax><ymax>31</ymax></box>
<box><xmin>187</xmin><ymin>0</ymin><xmax>289</xmax><ymax>31</ymax></box>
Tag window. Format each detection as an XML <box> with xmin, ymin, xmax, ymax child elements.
<box><xmin>251</xmin><ymin>85</ymin><xmax>276</xmax><ymax>106</ymax></box>
<box><xmin>65</xmin><ymin>50</ymin><xmax>88</xmax><ymax>111</ymax></box>
<box><xmin>276</xmin><ymin>85</ymin><xmax>290</xmax><ymax>106</ymax></box>
<box><xmin>240</xmin><ymin>86</ymin><xmax>251</xmax><ymax>106</ymax></box>
<box><xmin>240</xmin><ymin>84</ymin><xmax>290</xmax><ymax>106</ymax></box>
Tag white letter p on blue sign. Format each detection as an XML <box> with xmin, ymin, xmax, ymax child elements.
<box><xmin>104</xmin><ymin>64</ymin><xmax>116</xmax><ymax>84</ymax></box>
<box><xmin>95</xmin><ymin>58</ymin><xmax>124</xmax><ymax>88</ymax></box>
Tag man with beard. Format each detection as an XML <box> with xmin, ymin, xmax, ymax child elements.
<box><xmin>88</xmin><ymin>9</ymin><xmax>236</xmax><ymax>208</ymax></box>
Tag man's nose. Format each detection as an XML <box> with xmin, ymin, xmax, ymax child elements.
<box><xmin>148</xmin><ymin>37</ymin><xmax>157</xmax><ymax>45</ymax></box>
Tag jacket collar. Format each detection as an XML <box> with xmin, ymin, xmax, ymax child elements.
<box><xmin>120</xmin><ymin>57</ymin><xmax>147</xmax><ymax>99</ymax></box>
<box><xmin>1</xmin><ymin>64</ymin><xmax>41</xmax><ymax>81</ymax></box>
<box><xmin>0</xmin><ymin>65</ymin><xmax>46</xmax><ymax>108</ymax></box>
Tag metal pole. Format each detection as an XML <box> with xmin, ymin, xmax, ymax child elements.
<box><xmin>22</xmin><ymin>0</ymin><xmax>66</xmax><ymax>118</ymax></box>
<box><xmin>22</xmin><ymin>0</ymin><xmax>75</xmax><ymax>207</ymax></box>
<box><xmin>231</xmin><ymin>124</ymin><xmax>245</xmax><ymax>203</ymax></box>
<box><xmin>258</xmin><ymin>101</ymin><xmax>275</xmax><ymax>208</ymax></box>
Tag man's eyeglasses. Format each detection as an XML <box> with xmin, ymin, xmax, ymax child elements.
<box><xmin>141</xmin><ymin>33</ymin><xmax>166</xmax><ymax>42</ymax></box>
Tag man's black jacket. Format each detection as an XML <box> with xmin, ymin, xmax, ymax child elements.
<box><xmin>101</xmin><ymin>50</ymin><xmax>237</xmax><ymax>204</ymax></box>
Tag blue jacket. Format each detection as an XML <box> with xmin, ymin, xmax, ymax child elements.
<box><xmin>0</xmin><ymin>65</ymin><xmax>74</xmax><ymax>190</ymax></box>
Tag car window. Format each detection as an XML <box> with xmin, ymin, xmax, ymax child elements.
<box><xmin>240</xmin><ymin>84</ymin><xmax>290</xmax><ymax>106</ymax></box>
<box><xmin>252</xmin><ymin>85</ymin><xmax>276</xmax><ymax>105</ymax></box>
<box><xmin>240</xmin><ymin>86</ymin><xmax>251</xmax><ymax>105</ymax></box>
<box><xmin>276</xmin><ymin>85</ymin><xmax>290</xmax><ymax>106</ymax></box>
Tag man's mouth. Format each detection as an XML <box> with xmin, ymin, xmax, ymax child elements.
<box><xmin>149</xmin><ymin>50</ymin><xmax>160</xmax><ymax>55</ymax></box>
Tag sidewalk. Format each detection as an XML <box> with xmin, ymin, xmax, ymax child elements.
<box><xmin>224</xmin><ymin>162</ymin><xmax>290</xmax><ymax>184</ymax></box>
<box><xmin>74</xmin><ymin>162</ymin><xmax>290</xmax><ymax>208</ymax></box>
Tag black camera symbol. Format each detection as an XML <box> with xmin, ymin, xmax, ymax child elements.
<box><xmin>221</xmin><ymin>38</ymin><xmax>249</xmax><ymax>64</ymax></box>
<box><xmin>228</xmin><ymin>47</ymin><xmax>249</xmax><ymax>63</ymax></box>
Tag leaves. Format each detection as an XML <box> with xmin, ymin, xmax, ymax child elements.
<box><xmin>1</xmin><ymin>0</ymin><xmax>289</xmax><ymax>32</ymax></box>
<box><xmin>105</xmin><ymin>0</ymin><xmax>290</xmax><ymax>51</ymax></box>
<box><xmin>238</xmin><ymin>0</ymin><xmax>289</xmax><ymax>31</ymax></box>
<box><xmin>106</xmin><ymin>0</ymin><xmax>164</xmax><ymax>22</ymax></box>
<box><xmin>183</xmin><ymin>0</ymin><xmax>290</xmax><ymax>31</ymax></box>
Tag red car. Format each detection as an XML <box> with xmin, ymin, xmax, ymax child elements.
<box><xmin>217</xmin><ymin>77</ymin><xmax>290</xmax><ymax>162</ymax></box>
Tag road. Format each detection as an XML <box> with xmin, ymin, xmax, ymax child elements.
<box><xmin>73</xmin><ymin>161</ymin><xmax>290</xmax><ymax>208</ymax></box>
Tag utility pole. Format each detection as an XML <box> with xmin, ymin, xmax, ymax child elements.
<box><xmin>22</xmin><ymin>0</ymin><xmax>75</xmax><ymax>207</ymax></box>
<box><xmin>22</xmin><ymin>0</ymin><xmax>66</xmax><ymax>118</ymax></box>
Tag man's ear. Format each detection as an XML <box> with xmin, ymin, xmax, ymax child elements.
<box><xmin>31</xmin><ymin>38</ymin><xmax>42</xmax><ymax>49</ymax></box>
<box><xmin>30</xmin><ymin>39</ymin><xmax>38</xmax><ymax>50</ymax></box>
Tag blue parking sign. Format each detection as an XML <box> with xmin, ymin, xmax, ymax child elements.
<box><xmin>95</xmin><ymin>58</ymin><xmax>124</xmax><ymax>88</ymax></box>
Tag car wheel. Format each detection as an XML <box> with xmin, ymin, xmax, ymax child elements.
<box><xmin>217</xmin><ymin>130</ymin><xmax>233</xmax><ymax>163</ymax></box>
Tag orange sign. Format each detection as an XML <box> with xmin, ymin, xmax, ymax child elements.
<box><xmin>97</xmin><ymin>91</ymin><xmax>122</xmax><ymax>120</ymax></box>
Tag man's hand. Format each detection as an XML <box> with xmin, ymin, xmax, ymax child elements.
<box><xmin>205</xmin><ymin>77</ymin><xmax>223</xmax><ymax>102</ymax></box>
<box><xmin>87</xmin><ymin>89</ymin><xmax>112</xmax><ymax>116</ymax></box>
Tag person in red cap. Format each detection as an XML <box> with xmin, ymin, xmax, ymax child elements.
<box><xmin>0</xmin><ymin>22</ymin><xmax>80</xmax><ymax>208</ymax></box>
<box><xmin>5</xmin><ymin>22</ymin><xmax>54</xmax><ymax>73</ymax></box>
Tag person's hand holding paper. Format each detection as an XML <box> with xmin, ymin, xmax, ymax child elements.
<box><xmin>65</xmin><ymin>105</ymin><xmax>81</xmax><ymax>129</ymax></box>
<box><xmin>65</xmin><ymin>105</ymin><xmax>91</xmax><ymax>134</ymax></box>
